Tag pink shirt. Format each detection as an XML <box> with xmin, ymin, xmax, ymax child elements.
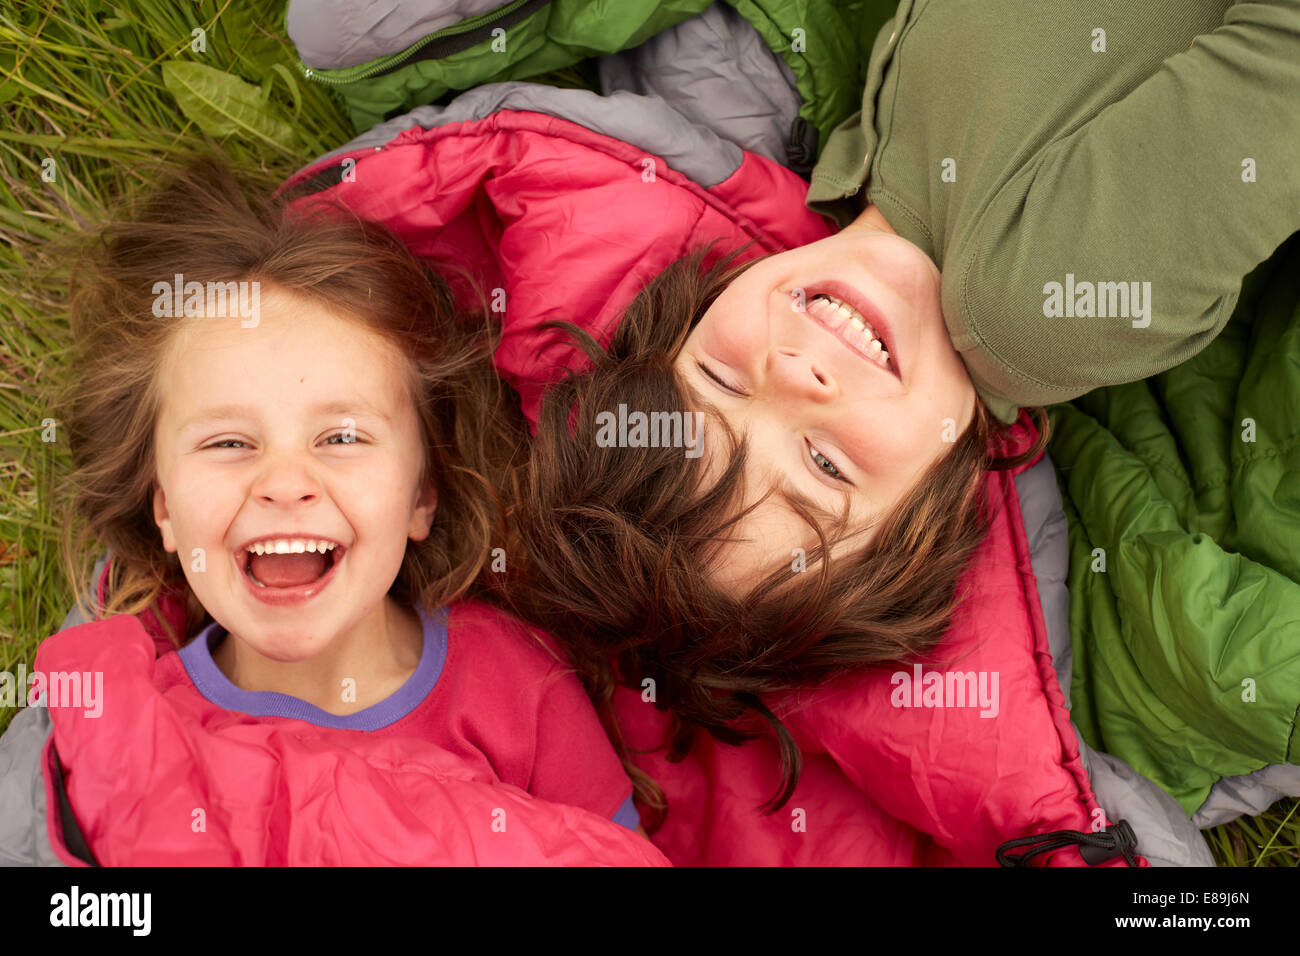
<box><xmin>156</xmin><ymin>598</ymin><xmax>638</xmax><ymax>829</ymax></box>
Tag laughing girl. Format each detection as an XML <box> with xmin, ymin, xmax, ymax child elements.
<box><xmin>0</xmin><ymin>156</ymin><xmax>649</xmax><ymax>864</ymax></box>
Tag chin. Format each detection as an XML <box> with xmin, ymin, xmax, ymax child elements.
<box><xmin>246</xmin><ymin>635</ymin><xmax>328</xmax><ymax>664</ymax></box>
<box><xmin>867</xmin><ymin>229</ymin><xmax>932</xmax><ymax>269</ymax></box>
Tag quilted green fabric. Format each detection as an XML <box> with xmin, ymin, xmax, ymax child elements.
<box><xmin>1048</xmin><ymin>232</ymin><xmax>1300</xmax><ymax>814</ymax></box>
<box><xmin>293</xmin><ymin>0</ymin><xmax>896</xmax><ymax>150</ymax></box>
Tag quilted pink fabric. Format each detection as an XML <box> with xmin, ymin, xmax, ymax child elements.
<box><xmin>38</xmin><ymin>617</ymin><xmax>669</xmax><ymax>866</ymax></box>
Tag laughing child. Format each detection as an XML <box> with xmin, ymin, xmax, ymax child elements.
<box><xmin>0</xmin><ymin>156</ymin><xmax>650</xmax><ymax>865</ymax></box>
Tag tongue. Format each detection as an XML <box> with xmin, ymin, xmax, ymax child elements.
<box><xmin>249</xmin><ymin>552</ymin><xmax>328</xmax><ymax>588</ymax></box>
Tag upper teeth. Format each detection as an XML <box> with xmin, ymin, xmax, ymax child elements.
<box><xmin>808</xmin><ymin>294</ymin><xmax>891</xmax><ymax>370</ymax></box>
<box><xmin>245</xmin><ymin>539</ymin><xmax>337</xmax><ymax>555</ymax></box>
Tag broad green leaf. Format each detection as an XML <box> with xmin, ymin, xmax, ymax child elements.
<box><xmin>160</xmin><ymin>60</ymin><xmax>298</xmax><ymax>151</ymax></box>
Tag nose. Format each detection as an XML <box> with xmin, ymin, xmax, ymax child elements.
<box><xmin>765</xmin><ymin>344</ymin><xmax>835</xmax><ymax>402</ymax></box>
<box><xmin>250</xmin><ymin>448</ymin><xmax>322</xmax><ymax>506</ymax></box>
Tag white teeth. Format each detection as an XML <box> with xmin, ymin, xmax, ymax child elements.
<box><xmin>245</xmin><ymin>538</ymin><xmax>338</xmax><ymax>555</ymax></box>
<box><xmin>807</xmin><ymin>294</ymin><xmax>892</xmax><ymax>371</ymax></box>
<box><xmin>243</xmin><ymin>538</ymin><xmax>339</xmax><ymax>588</ymax></box>
<box><xmin>812</xmin><ymin>295</ymin><xmax>875</xmax><ymax>337</ymax></box>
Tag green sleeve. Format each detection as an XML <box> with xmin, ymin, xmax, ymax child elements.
<box><xmin>950</xmin><ymin>0</ymin><xmax>1300</xmax><ymax>417</ymax></box>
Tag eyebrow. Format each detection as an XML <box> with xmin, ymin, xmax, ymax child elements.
<box><xmin>179</xmin><ymin>400</ymin><xmax>392</xmax><ymax>431</ymax></box>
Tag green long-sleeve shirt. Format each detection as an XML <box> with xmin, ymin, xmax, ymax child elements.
<box><xmin>807</xmin><ymin>0</ymin><xmax>1300</xmax><ymax>424</ymax></box>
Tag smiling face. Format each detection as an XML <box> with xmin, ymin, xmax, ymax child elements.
<box><xmin>674</xmin><ymin>206</ymin><xmax>978</xmax><ymax>591</ymax></box>
<box><xmin>151</xmin><ymin>284</ymin><xmax>436</xmax><ymax>669</ymax></box>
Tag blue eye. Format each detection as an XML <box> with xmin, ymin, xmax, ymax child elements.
<box><xmin>809</xmin><ymin>442</ymin><xmax>848</xmax><ymax>483</ymax></box>
<box><xmin>204</xmin><ymin>439</ymin><xmax>247</xmax><ymax>449</ymax></box>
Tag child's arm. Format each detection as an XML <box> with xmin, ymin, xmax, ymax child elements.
<box><xmin>529</xmin><ymin>659</ymin><xmax>642</xmax><ymax>832</ymax></box>
<box><xmin>949</xmin><ymin>0</ymin><xmax>1300</xmax><ymax>413</ymax></box>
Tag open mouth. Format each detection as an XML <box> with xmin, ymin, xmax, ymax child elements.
<box><xmin>238</xmin><ymin>544</ymin><xmax>345</xmax><ymax>590</ymax></box>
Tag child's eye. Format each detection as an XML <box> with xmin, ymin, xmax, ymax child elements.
<box><xmin>203</xmin><ymin>434</ymin><xmax>363</xmax><ymax>449</ymax></box>
<box><xmin>697</xmin><ymin>362</ymin><xmax>746</xmax><ymax>396</ymax></box>
<box><xmin>809</xmin><ymin>442</ymin><xmax>848</xmax><ymax>483</ymax></box>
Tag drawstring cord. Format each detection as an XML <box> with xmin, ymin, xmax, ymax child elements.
<box><xmin>996</xmin><ymin>820</ymin><xmax>1138</xmax><ymax>867</ymax></box>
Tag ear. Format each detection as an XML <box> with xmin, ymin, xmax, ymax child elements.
<box><xmin>152</xmin><ymin>478</ymin><xmax>179</xmax><ymax>554</ymax></box>
<box><xmin>407</xmin><ymin>475</ymin><xmax>438</xmax><ymax>543</ymax></box>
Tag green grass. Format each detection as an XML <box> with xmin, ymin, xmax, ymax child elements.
<box><xmin>0</xmin><ymin>0</ymin><xmax>1295</xmax><ymax>867</ymax></box>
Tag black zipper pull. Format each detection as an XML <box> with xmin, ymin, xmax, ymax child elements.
<box><xmin>996</xmin><ymin>820</ymin><xmax>1139</xmax><ymax>867</ymax></box>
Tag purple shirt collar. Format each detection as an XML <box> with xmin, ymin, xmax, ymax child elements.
<box><xmin>179</xmin><ymin>603</ymin><xmax>448</xmax><ymax>731</ymax></box>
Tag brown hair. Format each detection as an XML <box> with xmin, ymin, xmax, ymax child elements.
<box><xmin>51</xmin><ymin>154</ymin><xmax>527</xmax><ymax>647</ymax></box>
<box><xmin>493</xmin><ymin>243</ymin><xmax>1049</xmax><ymax>827</ymax></box>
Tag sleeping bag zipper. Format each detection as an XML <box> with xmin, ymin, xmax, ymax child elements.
<box><xmin>300</xmin><ymin>0</ymin><xmax>551</xmax><ymax>85</ymax></box>
<box><xmin>996</xmin><ymin>820</ymin><xmax>1139</xmax><ymax>866</ymax></box>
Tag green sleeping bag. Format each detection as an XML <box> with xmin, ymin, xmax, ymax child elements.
<box><xmin>1048</xmin><ymin>231</ymin><xmax>1300</xmax><ymax>815</ymax></box>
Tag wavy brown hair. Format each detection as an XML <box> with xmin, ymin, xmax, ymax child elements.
<box><xmin>494</xmin><ymin>243</ymin><xmax>1050</xmax><ymax>827</ymax></box>
<box><xmin>51</xmin><ymin>154</ymin><xmax>528</xmax><ymax>647</ymax></box>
